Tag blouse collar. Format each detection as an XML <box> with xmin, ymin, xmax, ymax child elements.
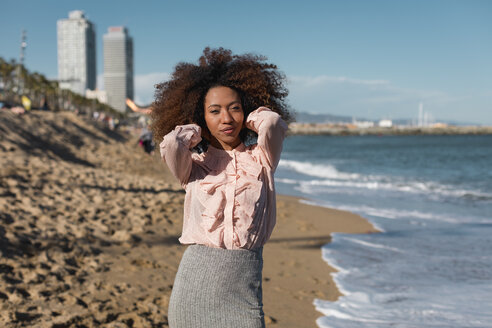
<box><xmin>206</xmin><ymin>142</ymin><xmax>246</xmax><ymax>157</ymax></box>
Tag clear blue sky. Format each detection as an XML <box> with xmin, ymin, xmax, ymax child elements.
<box><xmin>1</xmin><ymin>0</ymin><xmax>491</xmax><ymax>124</ymax></box>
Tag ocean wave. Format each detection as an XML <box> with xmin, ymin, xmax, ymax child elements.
<box><xmin>275</xmin><ymin>178</ymin><xmax>298</xmax><ymax>184</ymax></box>
<box><xmin>277</xmin><ymin>159</ymin><xmax>492</xmax><ymax>201</ymax></box>
<box><xmin>313</xmin><ymin>284</ymin><xmax>492</xmax><ymax>328</ymax></box>
<box><xmin>339</xmin><ymin>236</ymin><xmax>402</xmax><ymax>252</ymax></box>
<box><xmin>278</xmin><ymin>159</ymin><xmax>360</xmax><ymax>180</ymax></box>
<box><xmin>299</xmin><ymin>198</ymin><xmax>485</xmax><ymax>224</ymax></box>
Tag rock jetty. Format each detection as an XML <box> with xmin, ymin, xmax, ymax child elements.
<box><xmin>288</xmin><ymin>123</ymin><xmax>492</xmax><ymax>136</ymax></box>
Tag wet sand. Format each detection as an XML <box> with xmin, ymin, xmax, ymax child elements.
<box><xmin>0</xmin><ymin>110</ymin><xmax>377</xmax><ymax>327</ymax></box>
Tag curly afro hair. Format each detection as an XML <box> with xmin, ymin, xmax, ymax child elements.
<box><xmin>150</xmin><ymin>47</ymin><xmax>293</xmax><ymax>143</ymax></box>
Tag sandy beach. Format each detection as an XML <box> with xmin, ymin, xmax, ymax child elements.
<box><xmin>0</xmin><ymin>110</ymin><xmax>377</xmax><ymax>327</ymax></box>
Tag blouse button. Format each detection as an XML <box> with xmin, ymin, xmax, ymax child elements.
<box><xmin>236</xmin><ymin>174</ymin><xmax>240</xmax><ymax>179</ymax></box>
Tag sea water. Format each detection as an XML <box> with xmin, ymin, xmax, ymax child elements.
<box><xmin>275</xmin><ymin>135</ymin><xmax>492</xmax><ymax>327</ymax></box>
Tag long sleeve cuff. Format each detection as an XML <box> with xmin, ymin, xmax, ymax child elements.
<box><xmin>160</xmin><ymin>124</ymin><xmax>202</xmax><ymax>158</ymax></box>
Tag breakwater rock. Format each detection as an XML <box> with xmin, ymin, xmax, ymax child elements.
<box><xmin>288</xmin><ymin>123</ymin><xmax>492</xmax><ymax>136</ymax></box>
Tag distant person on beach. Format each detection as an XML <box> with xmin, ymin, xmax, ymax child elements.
<box><xmin>152</xmin><ymin>47</ymin><xmax>292</xmax><ymax>327</ymax></box>
<box><xmin>139</xmin><ymin>125</ymin><xmax>154</xmax><ymax>155</ymax></box>
<box><xmin>40</xmin><ymin>96</ymin><xmax>50</xmax><ymax>111</ymax></box>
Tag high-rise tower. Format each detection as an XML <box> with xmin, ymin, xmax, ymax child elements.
<box><xmin>57</xmin><ymin>10</ymin><xmax>96</xmax><ymax>95</ymax></box>
<box><xmin>103</xmin><ymin>26</ymin><xmax>134</xmax><ymax>112</ymax></box>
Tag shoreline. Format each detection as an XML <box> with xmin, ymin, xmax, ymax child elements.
<box><xmin>0</xmin><ymin>110</ymin><xmax>378</xmax><ymax>327</ymax></box>
<box><xmin>265</xmin><ymin>194</ymin><xmax>378</xmax><ymax>327</ymax></box>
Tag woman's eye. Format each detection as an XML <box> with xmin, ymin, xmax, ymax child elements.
<box><xmin>231</xmin><ymin>106</ymin><xmax>241</xmax><ymax>111</ymax></box>
<box><xmin>210</xmin><ymin>110</ymin><xmax>219</xmax><ymax>114</ymax></box>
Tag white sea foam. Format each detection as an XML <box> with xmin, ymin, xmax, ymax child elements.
<box><xmin>339</xmin><ymin>237</ymin><xmax>402</xmax><ymax>252</ymax></box>
<box><xmin>302</xmin><ymin>198</ymin><xmax>490</xmax><ymax>226</ymax></box>
<box><xmin>278</xmin><ymin>159</ymin><xmax>492</xmax><ymax>201</ymax></box>
<box><xmin>275</xmin><ymin>178</ymin><xmax>298</xmax><ymax>184</ymax></box>
<box><xmin>298</xmin><ymin>176</ymin><xmax>492</xmax><ymax>201</ymax></box>
<box><xmin>314</xmin><ymin>283</ymin><xmax>492</xmax><ymax>328</ymax></box>
<box><xmin>278</xmin><ymin>159</ymin><xmax>360</xmax><ymax>180</ymax></box>
<box><xmin>320</xmin><ymin>248</ymin><xmax>350</xmax><ymax>276</ymax></box>
<box><xmin>302</xmin><ymin>199</ymin><xmax>475</xmax><ymax>224</ymax></box>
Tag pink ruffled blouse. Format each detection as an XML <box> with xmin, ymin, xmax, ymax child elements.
<box><xmin>160</xmin><ymin>107</ymin><xmax>288</xmax><ymax>250</ymax></box>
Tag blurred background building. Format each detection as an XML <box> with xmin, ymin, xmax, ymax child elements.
<box><xmin>57</xmin><ymin>10</ymin><xmax>96</xmax><ymax>95</ymax></box>
<box><xmin>103</xmin><ymin>26</ymin><xmax>134</xmax><ymax>113</ymax></box>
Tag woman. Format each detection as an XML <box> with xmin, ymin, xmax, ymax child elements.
<box><xmin>152</xmin><ymin>47</ymin><xmax>293</xmax><ymax>327</ymax></box>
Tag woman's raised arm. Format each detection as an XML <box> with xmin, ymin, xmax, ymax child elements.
<box><xmin>246</xmin><ymin>107</ymin><xmax>288</xmax><ymax>171</ymax></box>
<box><xmin>160</xmin><ymin>124</ymin><xmax>202</xmax><ymax>185</ymax></box>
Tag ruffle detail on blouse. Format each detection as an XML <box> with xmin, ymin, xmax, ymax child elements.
<box><xmin>196</xmin><ymin>168</ymin><xmax>227</xmax><ymax>247</ymax></box>
<box><xmin>196</xmin><ymin>147</ymin><xmax>266</xmax><ymax>248</ymax></box>
<box><xmin>233</xmin><ymin>157</ymin><xmax>266</xmax><ymax>247</ymax></box>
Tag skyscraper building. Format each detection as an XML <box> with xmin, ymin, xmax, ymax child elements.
<box><xmin>103</xmin><ymin>26</ymin><xmax>134</xmax><ymax>112</ymax></box>
<box><xmin>57</xmin><ymin>10</ymin><xmax>96</xmax><ymax>95</ymax></box>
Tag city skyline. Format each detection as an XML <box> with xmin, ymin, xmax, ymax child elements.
<box><xmin>1</xmin><ymin>0</ymin><xmax>491</xmax><ymax>124</ymax></box>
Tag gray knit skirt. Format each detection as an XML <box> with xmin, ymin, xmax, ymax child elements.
<box><xmin>168</xmin><ymin>244</ymin><xmax>265</xmax><ymax>328</ymax></box>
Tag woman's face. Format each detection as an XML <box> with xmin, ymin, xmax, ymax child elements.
<box><xmin>203</xmin><ymin>86</ymin><xmax>244</xmax><ymax>150</ymax></box>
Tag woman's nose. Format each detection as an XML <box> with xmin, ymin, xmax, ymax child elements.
<box><xmin>221</xmin><ymin>110</ymin><xmax>233</xmax><ymax>123</ymax></box>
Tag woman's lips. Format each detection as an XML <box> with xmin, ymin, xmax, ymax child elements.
<box><xmin>222</xmin><ymin>127</ymin><xmax>235</xmax><ymax>135</ymax></box>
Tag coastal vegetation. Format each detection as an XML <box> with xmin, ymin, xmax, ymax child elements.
<box><xmin>0</xmin><ymin>57</ymin><xmax>122</xmax><ymax>118</ymax></box>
